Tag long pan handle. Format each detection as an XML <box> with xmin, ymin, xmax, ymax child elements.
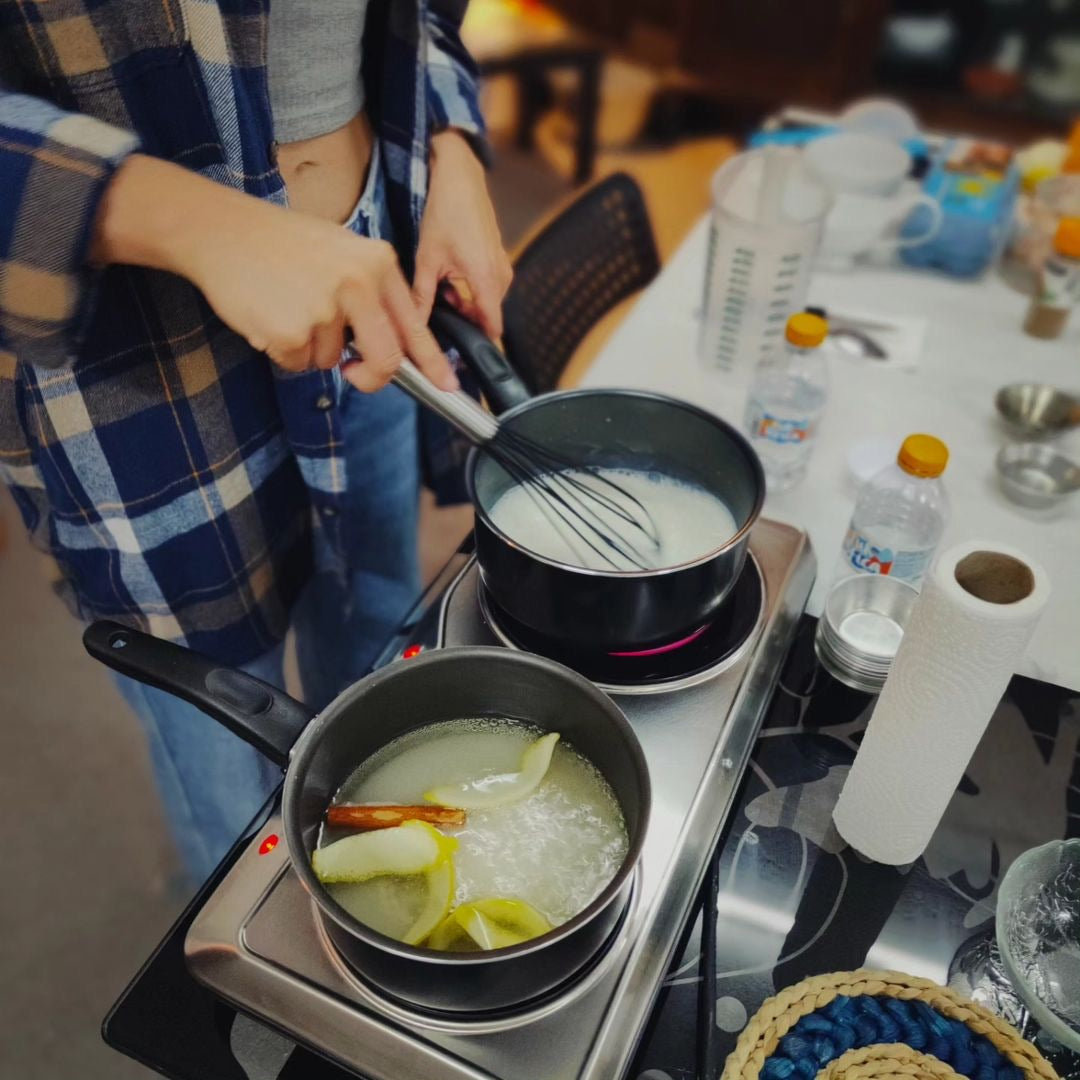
<box><xmin>428</xmin><ymin>305</ymin><xmax>532</xmax><ymax>415</ymax></box>
<box><xmin>83</xmin><ymin>620</ymin><xmax>313</xmax><ymax>767</ymax></box>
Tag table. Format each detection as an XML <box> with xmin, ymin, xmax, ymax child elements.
<box><xmin>634</xmin><ymin>619</ymin><xmax>1080</xmax><ymax>1080</ymax></box>
<box><xmin>582</xmin><ymin>219</ymin><xmax>1080</xmax><ymax>692</ymax></box>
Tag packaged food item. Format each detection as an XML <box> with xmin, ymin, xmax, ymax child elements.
<box><xmin>899</xmin><ymin>138</ymin><xmax>1020</xmax><ymax>277</ymax></box>
<box><xmin>1023</xmin><ymin>217</ymin><xmax>1080</xmax><ymax>339</ymax></box>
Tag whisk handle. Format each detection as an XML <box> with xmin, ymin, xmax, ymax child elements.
<box><xmin>392</xmin><ymin>360</ymin><xmax>498</xmax><ymax>446</ymax></box>
<box><xmin>428</xmin><ymin>306</ymin><xmax>531</xmax><ymax>414</ymax></box>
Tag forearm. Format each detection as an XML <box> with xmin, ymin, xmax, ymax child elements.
<box><xmin>87</xmin><ymin>151</ymin><xmax>456</xmax><ymax>391</ymax></box>
<box><xmin>89</xmin><ymin>153</ymin><xmax>271</xmax><ymax>282</ymax></box>
<box><xmin>430</xmin><ymin>129</ymin><xmax>486</xmax><ymax>182</ymax></box>
<box><xmin>415</xmin><ymin>129</ymin><xmax>511</xmax><ymax>337</ymax></box>
<box><xmin>95</xmin><ymin>139</ymin><xmax>483</xmax><ymax>283</ymax></box>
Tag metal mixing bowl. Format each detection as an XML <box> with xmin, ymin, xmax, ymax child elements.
<box><xmin>995</xmin><ymin>383</ymin><xmax>1080</xmax><ymax>439</ymax></box>
<box><xmin>996</xmin><ymin>444</ymin><xmax>1080</xmax><ymax>510</ymax></box>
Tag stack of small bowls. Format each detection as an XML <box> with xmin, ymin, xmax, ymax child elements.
<box><xmin>994</xmin><ymin>383</ymin><xmax>1080</xmax><ymax>512</ymax></box>
<box><xmin>814</xmin><ymin>574</ymin><xmax>920</xmax><ymax>694</ymax></box>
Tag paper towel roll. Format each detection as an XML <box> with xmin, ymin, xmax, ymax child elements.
<box><xmin>832</xmin><ymin>540</ymin><xmax>1050</xmax><ymax>865</ymax></box>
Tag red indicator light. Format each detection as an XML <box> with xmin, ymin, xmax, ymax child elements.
<box><xmin>258</xmin><ymin>833</ymin><xmax>279</xmax><ymax>856</ymax></box>
<box><xmin>402</xmin><ymin>644</ymin><xmax>423</xmax><ymax>659</ymax></box>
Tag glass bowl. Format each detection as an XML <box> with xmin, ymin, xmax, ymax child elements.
<box><xmin>997</xmin><ymin>837</ymin><xmax>1080</xmax><ymax>1052</ymax></box>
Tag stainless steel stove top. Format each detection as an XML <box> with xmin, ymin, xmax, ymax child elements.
<box><xmin>186</xmin><ymin>519</ymin><xmax>814</xmax><ymax>1080</ymax></box>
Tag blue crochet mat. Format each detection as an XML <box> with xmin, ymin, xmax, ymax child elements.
<box><xmin>760</xmin><ymin>993</ymin><xmax>1024</xmax><ymax>1080</ymax></box>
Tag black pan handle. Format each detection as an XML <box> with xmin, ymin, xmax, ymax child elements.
<box><xmin>83</xmin><ymin>620</ymin><xmax>314</xmax><ymax>767</ymax></box>
<box><xmin>428</xmin><ymin>305</ymin><xmax>532</xmax><ymax>415</ymax></box>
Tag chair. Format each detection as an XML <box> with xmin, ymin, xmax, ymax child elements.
<box><xmin>502</xmin><ymin>172</ymin><xmax>661</xmax><ymax>394</ymax></box>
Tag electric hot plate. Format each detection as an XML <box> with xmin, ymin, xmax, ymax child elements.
<box><xmin>477</xmin><ymin>556</ymin><xmax>764</xmax><ymax>694</ymax></box>
<box><xmin>184</xmin><ymin>520</ymin><xmax>815</xmax><ymax>1080</ymax></box>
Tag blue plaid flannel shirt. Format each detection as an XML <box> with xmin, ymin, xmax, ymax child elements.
<box><xmin>0</xmin><ymin>0</ymin><xmax>486</xmax><ymax>665</ymax></box>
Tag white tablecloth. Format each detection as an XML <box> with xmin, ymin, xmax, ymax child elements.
<box><xmin>582</xmin><ymin>219</ymin><xmax>1080</xmax><ymax>691</ymax></box>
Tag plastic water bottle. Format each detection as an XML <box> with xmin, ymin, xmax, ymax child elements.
<box><xmin>838</xmin><ymin>434</ymin><xmax>950</xmax><ymax>588</ymax></box>
<box><xmin>744</xmin><ymin>312</ymin><xmax>829</xmax><ymax>491</ymax></box>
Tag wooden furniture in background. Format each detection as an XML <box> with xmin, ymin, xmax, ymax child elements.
<box><xmin>676</xmin><ymin>0</ymin><xmax>890</xmax><ymax>111</ymax></box>
<box><xmin>478</xmin><ymin>44</ymin><xmax>602</xmax><ymax>184</ymax></box>
<box><xmin>544</xmin><ymin>0</ymin><xmax>890</xmax><ymax>112</ymax></box>
<box><xmin>464</xmin><ymin>1</ymin><xmax>603</xmax><ymax>184</ymax></box>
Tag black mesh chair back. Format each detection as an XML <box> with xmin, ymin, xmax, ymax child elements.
<box><xmin>502</xmin><ymin>172</ymin><xmax>661</xmax><ymax>394</ymax></box>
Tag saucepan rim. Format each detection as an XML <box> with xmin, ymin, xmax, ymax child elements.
<box><xmin>466</xmin><ymin>387</ymin><xmax>765</xmax><ymax>579</ymax></box>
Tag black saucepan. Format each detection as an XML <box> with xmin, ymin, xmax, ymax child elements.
<box><xmin>83</xmin><ymin>622</ymin><xmax>650</xmax><ymax>1014</ymax></box>
<box><xmin>430</xmin><ymin>310</ymin><xmax>766</xmax><ymax>652</ymax></box>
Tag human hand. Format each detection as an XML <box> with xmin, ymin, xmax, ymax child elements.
<box><xmin>92</xmin><ymin>154</ymin><xmax>457</xmax><ymax>392</ymax></box>
<box><xmin>188</xmin><ymin>199</ymin><xmax>459</xmax><ymax>393</ymax></box>
<box><xmin>413</xmin><ymin>131</ymin><xmax>513</xmax><ymax>338</ymax></box>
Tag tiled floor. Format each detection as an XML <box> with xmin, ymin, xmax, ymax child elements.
<box><xmin>0</xmin><ymin>491</ymin><xmax>183</xmax><ymax>1080</ymax></box>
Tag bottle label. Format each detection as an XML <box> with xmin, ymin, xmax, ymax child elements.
<box><xmin>843</xmin><ymin>529</ymin><xmax>934</xmax><ymax>582</ymax></box>
<box><xmin>747</xmin><ymin>405</ymin><xmax>815</xmax><ymax>445</ymax></box>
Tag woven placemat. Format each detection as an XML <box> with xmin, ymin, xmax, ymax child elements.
<box><xmin>818</xmin><ymin>1044</ymin><xmax>963</xmax><ymax>1080</ymax></box>
<box><xmin>722</xmin><ymin>969</ymin><xmax>1059</xmax><ymax>1080</ymax></box>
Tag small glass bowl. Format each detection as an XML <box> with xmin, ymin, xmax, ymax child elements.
<box><xmin>997</xmin><ymin>837</ymin><xmax>1080</xmax><ymax>1052</ymax></box>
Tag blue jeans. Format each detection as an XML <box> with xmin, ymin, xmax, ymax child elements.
<box><xmin>115</xmin><ymin>384</ymin><xmax>421</xmax><ymax>887</ymax></box>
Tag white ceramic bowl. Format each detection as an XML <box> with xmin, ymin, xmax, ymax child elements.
<box><xmin>804</xmin><ymin>132</ymin><xmax>912</xmax><ymax>197</ymax></box>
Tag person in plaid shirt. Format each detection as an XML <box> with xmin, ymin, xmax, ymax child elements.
<box><xmin>0</xmin><ymin>0</ymin><xmax>512</xmax><ymax>884</ymax></box>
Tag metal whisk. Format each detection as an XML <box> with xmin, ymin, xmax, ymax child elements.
<box><xmin>393</xmin><ymin>361</ymin><xmax>661</xmax><ymax>570</ymax></box>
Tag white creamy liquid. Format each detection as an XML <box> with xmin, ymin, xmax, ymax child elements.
<box><xmin>320</xmin><ymin>719</ymin><xmax>628</xmax><ymax>941</ymax></box>
<box><xmin>488</xmin><ymin>468</ymin><xmax>739</xmax><ymax>571</ymax></box>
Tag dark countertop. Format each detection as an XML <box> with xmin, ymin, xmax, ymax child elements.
<box><xmin>103</xmin><ymin>616</ymin><xmax>1080</xmax><ymax>1080</ymax></box>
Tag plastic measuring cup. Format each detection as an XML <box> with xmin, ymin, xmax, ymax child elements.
<box><xmin>699</xmin><ymin>147</ymin><xmax>832</xmax><ymax>384</ymax></box>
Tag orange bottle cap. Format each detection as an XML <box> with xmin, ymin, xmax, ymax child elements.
<box><xmin>1054</xmin><ymin>217</ymin><xmax>1080</xmax><ymax>258</ymax></box>
<box><xmin>785</xmin><ymin>312</ymin><xmax>828</xmax><ymax>348</ymax></box>
<box><xmin>897</xmin><ymin>434</ymin><xmax>948</xmax><ymax>478</ymax></box>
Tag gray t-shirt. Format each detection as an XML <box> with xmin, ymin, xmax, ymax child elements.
<box><xmin>267</xmin><ymin>1</ymin><xmax>369</xmax><ymax>142</ymax></box>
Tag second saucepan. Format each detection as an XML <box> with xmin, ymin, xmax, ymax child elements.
<box><xmin>83</xmin><ymin>622</ymin><xmax>650</xmax><ymax>1013</ymax></box>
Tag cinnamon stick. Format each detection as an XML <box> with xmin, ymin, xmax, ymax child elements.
<box><xmin>326</xmin><ymin>804</ymin><xmax>466</xmax><ymax>830</ymax></box>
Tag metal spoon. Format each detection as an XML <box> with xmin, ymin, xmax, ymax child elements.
<box><xmin>805</xmin><ymin>306</ymin><xmax>888</xmax><ymax>360</ymax></box>
<box><xmin>830</xmin><ymin>327</ymin><xmax>889</xmax><ymax>360</ymax></box>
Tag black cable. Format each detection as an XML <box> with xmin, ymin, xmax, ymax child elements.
<box><xmin>696</xmin><ymin>855</ymin><xmax>722</xmax><ymax>1079</ymax></box>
